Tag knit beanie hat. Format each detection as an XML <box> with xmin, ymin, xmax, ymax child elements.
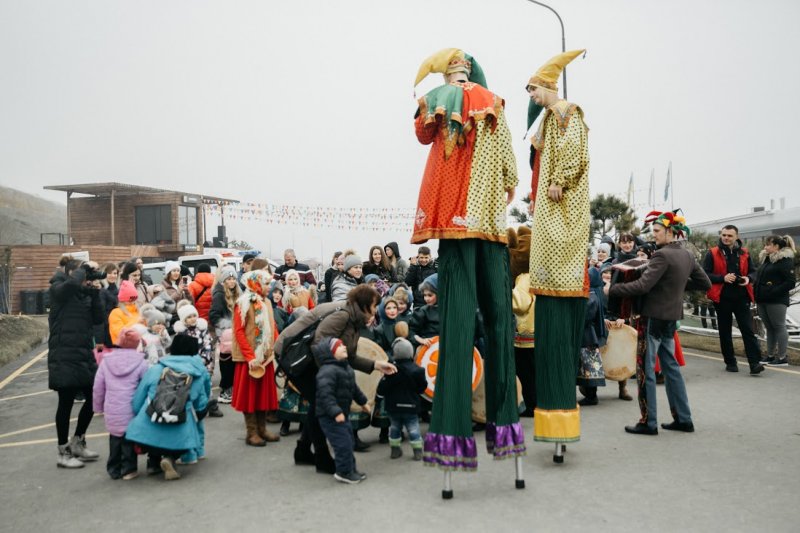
<box><xmin>178</xmin><ymin>304</ymin><xmax>199</xmax><ymax>322</ymax></box>
<box><xmin>391</xmin><ymin>337</ymin><xmax>414</xmax><ymax>361</ymax></box>
<box><xmin>420</xmin><ymin>273</ymin><xmax>438</xmax><ymax>294</ymax></box>
<box><xmin>242</xmin><ymin>253</ymin><xmax>256</xmax><ymax>264</ymax></box>
<box><xmin>146</xmin><ymin>310</ymin><xmax>166</xmax><ymax>327</ymax></box>
<box><xmin>364</xmin><ymin>274</ymin><xmax>380</xmax><ymax>284</ymax></box>
<box><xmin>117</xmin><ymin>326</ymin><xmax>142</xmax><ymax>349</ymax></box>
<box><xmin>170</xmin><ymin>333</ymin><xmax>199</xmax><ymax>356</ymax></box>
<box><xmin>597</xmin><ymin>243</ymin><xmax>611</xmax><ymax>254</ymax></box>
<box><xmin>164</xmin><ymin>261</ymin><xmax>181</xmax><ymax>276</ymax></box>
<box><xmin>118</xmin><ymin>280</ymin><xmax>138</xmax><ymax>302</ymax></box>
<box><xmin>329</xmin><ymin>337</ymin><xmax>345</xmax><ymax>355</ymax></box>
<box><xmin>343</xmin><ymin>255</ymin><xmax>362</xmax><ymax>273</ymax></box>
<box><xmin>218</xmin><ymin>266</ymin><xmax>237</xmax><ymax>281</ymax></box>
<box><xmin>197</xmin><ymin>263</ymin><xmax>212</xmax><ymax>274</ymax></box>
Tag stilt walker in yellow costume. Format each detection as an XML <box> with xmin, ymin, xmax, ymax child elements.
<box><xmin>526</xmin><ymin>50</ymin><xmax>590</xmax><ymax>464</ymax></box>
<box><xmin>412</xmin><ymin>48</ymin><xmax>526</xmax><ymax>498</ymax></box>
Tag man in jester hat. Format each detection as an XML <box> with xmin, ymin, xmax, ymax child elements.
<box><xmin>525</xmin><ymin>49</ymin><xmax>590</xmax><ymax>452</ymax></box>
<box><xmin>411</xmin><ymin>49</ymin><xmax>525</xmax><ymax>480</ymax></box>
<box><xmin>609</xmin><ymin>211</ymin><xmax>711</xmax><ymax>435</ymax></box>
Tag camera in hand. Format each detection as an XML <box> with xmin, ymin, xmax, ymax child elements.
<box><xmin>82</xmin><ymin>264</ymin><xmax>107</xmax><ymax>281</ymax></box>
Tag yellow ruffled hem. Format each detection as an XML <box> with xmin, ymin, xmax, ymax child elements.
<box><xmin>533</xmin><ymin>407</ymin><xmax>581</xmax><ymax>442</ymax></box>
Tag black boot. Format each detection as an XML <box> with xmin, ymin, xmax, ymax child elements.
<box><xmin>207</xmin><ymin>398</ymin><xmax>223</xmax><ymax>418</ymax></box>
<box><xmin>353</xmin><ymin>432</ymin><xmax>370</xmax><ymax>452</ymax></box>
<box><xmin>378</xmin><ymin>427</ymin><xmax>389</xmax><ymax>444</ymax></box>
<box><xmin>294</xmin><ymin>440</ymin><xmax>315</xmax><ymax>466</ymax></box>
<box><xmin>315</xmin><ymin>450</ymin><xmax>336</xmax><ymax>474</ymax></box>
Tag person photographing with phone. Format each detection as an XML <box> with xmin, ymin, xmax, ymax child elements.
<box><xmin>48</xmin><ymin>258</ymin><xmax>106</xmax><ymax>468</ymax></box>
<box><xmin>161</xmin><ymin>261</ymin><xmax>193</xmax><ymax>305</ymax></box>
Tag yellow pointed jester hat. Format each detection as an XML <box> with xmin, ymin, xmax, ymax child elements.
<box><xmin>415</xmin><ymin>48</ymin><xmax>487</xmax><ymax>88</ymax></box>
<box><xmin>527</xmin><ymin>49</ymin><xmax>585</xmax><ymax>92</ymax></box>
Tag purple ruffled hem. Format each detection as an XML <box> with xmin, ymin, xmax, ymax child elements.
<box><xmin>423</xmin><ymin>433</ymin><xmax>478</xmax><ymax>471</ymax></box>
<box><xmin>486</xmin><ymin>422</ymin><xmax>526</xmax><ymax>459</ymax></box>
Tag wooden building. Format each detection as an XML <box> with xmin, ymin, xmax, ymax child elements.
<box><xmin>0</xmin><ymin>183</ymin><xmax>238</xmax><ymax>314</ymax></box>
<box><xmin>44</xmin><ymin>183</ymin><xmax>237</xmax><ymax>256</ymax></box>
<box><xmin>1</xmin><ymin>245</ymin><xmax>133</xmax><ymax>314</ymax></box>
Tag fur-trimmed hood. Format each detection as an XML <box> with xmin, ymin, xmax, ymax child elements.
<box><xmin>760</xmin><ymin>246</ymin><xmax>795</xmax><ymax>264</ymax></box>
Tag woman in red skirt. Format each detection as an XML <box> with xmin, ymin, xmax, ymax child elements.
<box><xmin>232</xmin><ymin>270</ymin><xmax>280</xmax><ymax>446</ymax></box>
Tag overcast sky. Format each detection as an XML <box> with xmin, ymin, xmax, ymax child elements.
<box><xmin>2</xmin><ymin>0</ymin><xmax>799</xmax><ymax>262</ymax></box>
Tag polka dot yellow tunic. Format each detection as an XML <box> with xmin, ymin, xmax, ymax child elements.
<box><xmin>528</xmin><ymin>100</ymin><xmax>591</xmax><ymax>297</ymax></box>
<box><xmin>412</xmin><ymin>83</ymin><xmax>518</xmax><ymax>245</ymax></box>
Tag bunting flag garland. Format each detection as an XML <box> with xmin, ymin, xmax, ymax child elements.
<box><xmin>203</xmin><ymin>201</ymin><xmax>417</xmax><ymax>232</ymax></box>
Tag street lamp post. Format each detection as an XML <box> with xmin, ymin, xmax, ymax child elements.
<box><xmin>526</xmin><ymin>0</ymin><xmax>568</xmax><ymax>99</ymax></box>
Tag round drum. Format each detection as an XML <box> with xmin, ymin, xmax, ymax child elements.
<box><xmin>349</xmin><ymin>337</ymin><xmax>388</xmax><ymax>430</ymax></box>
<box><xmin>471</xmin><ymin>375</ymin><xmax>524</xmax><ymax>424</ymax></box>
<box><xmin>414</xmin><ymin>336</ymin><xmax>483</xmax><ymax>402</ymax></box>
<box><xmin>599</xmin><ymin>325</ymin><xmax>637</xmax><ymax>381</ymax></box>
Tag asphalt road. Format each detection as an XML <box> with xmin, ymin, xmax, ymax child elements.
<box><xmin>0</xmin><ymin>345</ymin><xmax>797</xmax><ymax>533</ymax></box>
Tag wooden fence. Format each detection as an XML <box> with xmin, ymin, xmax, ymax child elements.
<box><xmin>2</xmin><ymin>245</ymin><xmax>135</xmax><ymax>314</ymax></box>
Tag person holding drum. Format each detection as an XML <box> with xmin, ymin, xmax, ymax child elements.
<box><xmin>608</xmin><ymin>211</ymin><xmax>711</xmax><ymax>435</ymax></box>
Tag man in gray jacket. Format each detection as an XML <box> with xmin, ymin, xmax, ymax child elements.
<box><xmin>609</xmin><ymin>212</ymin><xmax>714</xmax><ymax>435</ymax></box>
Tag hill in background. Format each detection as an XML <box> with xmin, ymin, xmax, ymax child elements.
<box><xmin>0</xmin><ymin>186</ymin><xmax>67</xmax><ymax>244</ymax></box>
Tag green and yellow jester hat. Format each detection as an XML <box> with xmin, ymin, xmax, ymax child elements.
<box><xmin>643</xmin><ymin>209</ymin><xmax>691</xmax><ymax>239</ymax></box>
<box><xmin>415</xmin><ymin>48</ymin><xmax>487</xmax><ymax>89</ymax></box>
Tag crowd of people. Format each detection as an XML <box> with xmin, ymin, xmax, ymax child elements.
<box><xmin>30</xmin><ymin>41</ymin><xmax>796</xmax><ymax>498</ymax></box>
<box><xmin>45</xmin><ymin>222</ymin><xmax>796</xmax><ymax>483</ymax></box>
<box><xmin>46</xmin><ymin>244</ymin><xmax>444</xmax><ymax>482</ymax></box>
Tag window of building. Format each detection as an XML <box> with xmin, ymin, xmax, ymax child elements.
<box><xmin>178</xmin><ymin>205</ymin><xmax>198</xmax><ymax>246</ymax></box>
<box><xmin>135</xmin><ymin>205</ymin><xmax>172</xmax><ymax>244</ymax></box>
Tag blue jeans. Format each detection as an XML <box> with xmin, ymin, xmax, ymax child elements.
<box><xmin>318</xmin><ymin>415</ymin><xmax>355</xmax><ymax>475</ymax></box>
<box><xmin>389</xmin><ymin>413</ymin><xmax>422</xmax><ymax>447</ymax></box>
<box><xmin>644</xmin><ymin>319</ymin><xmax>692</xmax><ymax>429</ymax></box>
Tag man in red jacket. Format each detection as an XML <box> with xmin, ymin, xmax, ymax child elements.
<box><xmin>702</xmin><ymin>225</ymin><xmax>763</xmax><ymax>374</ymax></box>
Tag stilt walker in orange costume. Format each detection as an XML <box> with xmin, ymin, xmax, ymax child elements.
<box><xmin>412</xmin><ymin>48</ymin><xmax>525</xmax><ymax>498</ymax></box>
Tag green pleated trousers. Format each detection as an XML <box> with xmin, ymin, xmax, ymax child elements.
<box><xmin>429</xmin><ymin>239</ymin><xmax>520</xmax><ymax>438</ymax></box>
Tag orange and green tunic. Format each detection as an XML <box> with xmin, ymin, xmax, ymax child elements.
<box><xmin>411</xmin><ymin>82</ymin><xmax>517</xmax><ymax>245</ymax></box>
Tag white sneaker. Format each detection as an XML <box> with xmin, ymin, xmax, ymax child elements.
<box><xmin>57</xmin><ymin>445</ymin><xmax>85</xmax><ymax>469</ymax></box>
<box><xmin>218</xmin><ymin>389</ymin><xmax>232</xmax><ymax>404</ymax></box>
<box><xmin>68</xmin><ymin>435</ymin><xmax>99</xmax><ymax>461</ymax></box>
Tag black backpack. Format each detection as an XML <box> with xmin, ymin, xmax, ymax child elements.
<box><xmin>278</xmin><ymin>320</ymin><xmax>321</xmax><ymax>379</ymax></box>
<box><xmin>277</xmin><ymin>305</ymin><xmax>343</xmax><ymax>379</ymax></box>
<box><xmin>146</xmin><ymin>367</ymin><xmax>193</xmax><ymax>424</ymax></box>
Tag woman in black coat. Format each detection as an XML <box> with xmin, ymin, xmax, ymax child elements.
<box><xmin>274</xmin><ymin>285</ymin><xmax>396</xmax><ymax>474</ymax></box>
<box><xmin>49</xmin><ymin>259</ymin><xmax>105</xmax><ymax>468</ymax></box>
<box><xmin>755</xmin><ymin>235</ymin><xmax>796</xmax><ymax>366</ymax></box>
<box><xmin>321</xmin><ymin>251</ymin><xmax>344</xmax><ymax>304</ymax></box>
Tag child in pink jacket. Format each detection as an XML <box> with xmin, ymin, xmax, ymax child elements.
<box><xmin>93</xmin><ymin>327</ymin><xmax>149</xmax><ymax>480</ymax></box>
